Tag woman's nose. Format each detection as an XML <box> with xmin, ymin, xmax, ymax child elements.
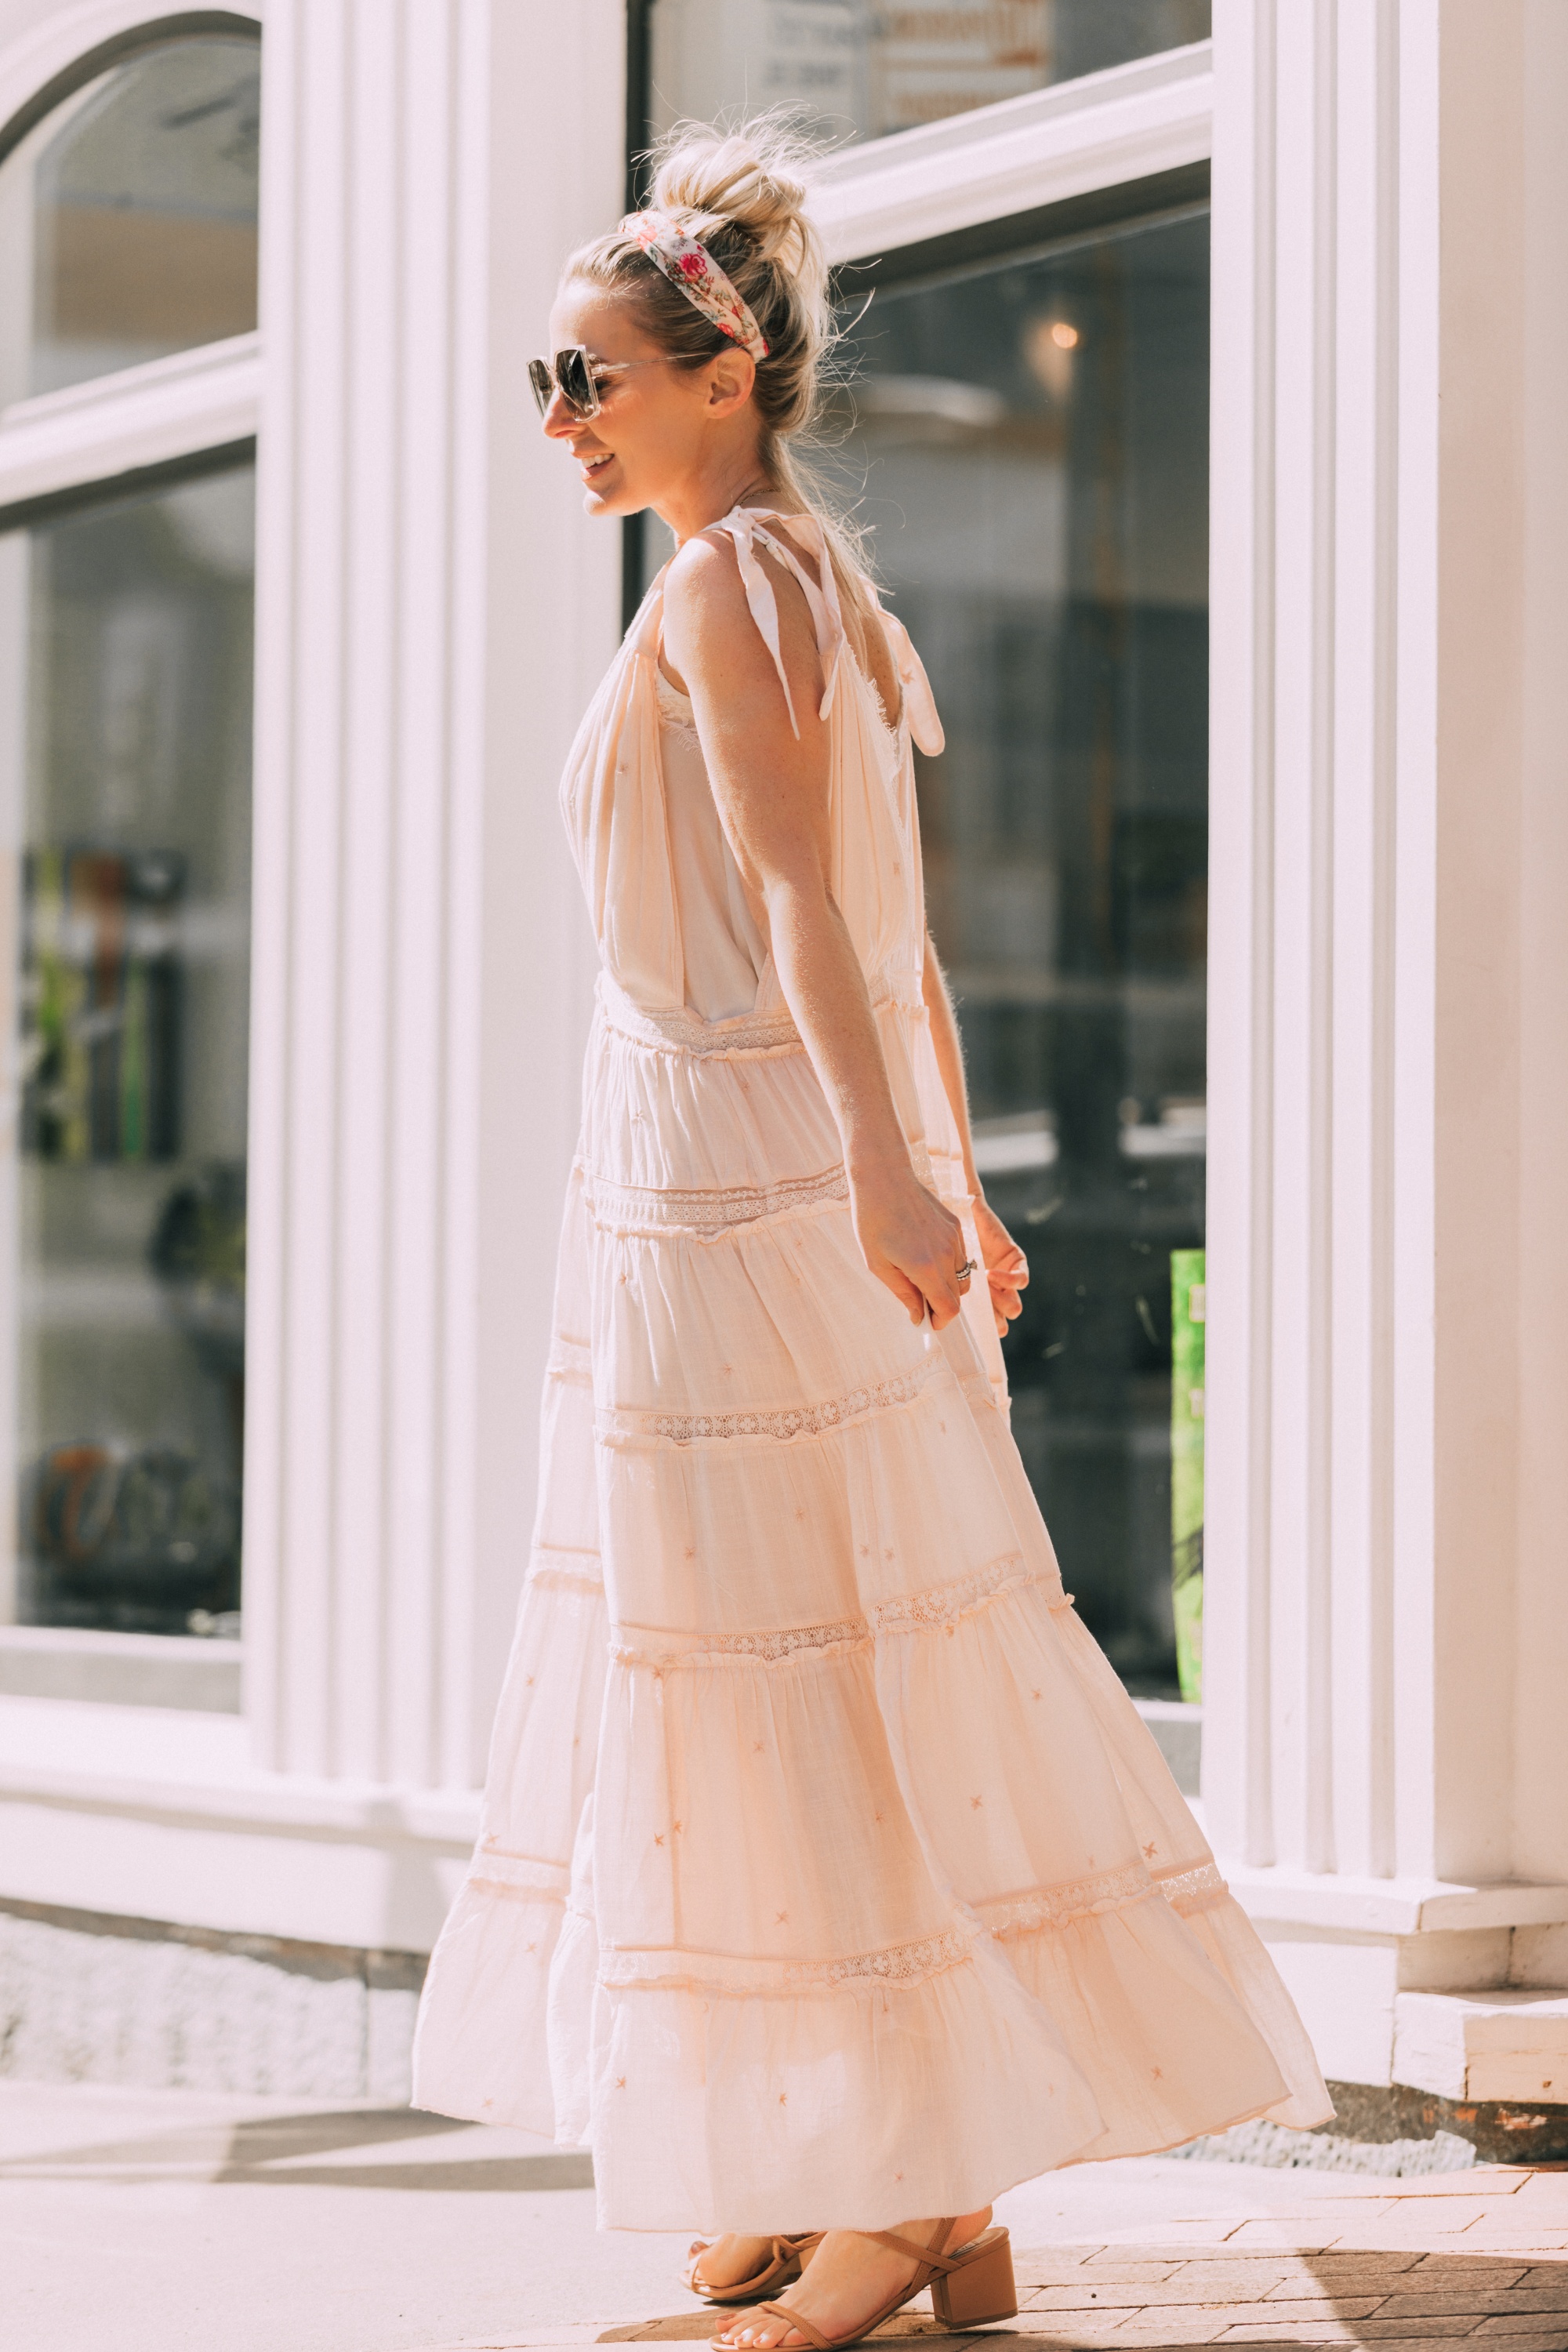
<box><xmin>541</xmin><ymin>388</ymin><xmax>576</xmax><ymax>439</ymax></box>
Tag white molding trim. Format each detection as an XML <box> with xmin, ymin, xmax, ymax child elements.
<box><xmin>0</xmin><ymin>333</ymin><xmax>259</xmax><ymax>514</ymax></box>
<box><xmin>0</xmin><ymin>1626</ymin><xmax>241</xmax><ymax>1712</ymax></box>
<box><xmin>0</xmin><ymin>0</ymin><xmax>262</xmax><ymax>140</ymax></box>
<box><xmin>0</xmin><ymin>1693</ymin><xmax>477</xmax><ymax>1843</ymax></box>
<box><xmin>809</xmin><ymin>41</ymin><xmax>1212</xmax><ymax>266</ymax></box>
<box><xmin>1229</xmin><ymin>1866</ymin><xmax>1568</xmax><ymax>1939</ymax></box>
<box><xmin>0</xmin><ymin>1695</ymin><xmax>474</xmax><ymax>1951</ymax></box>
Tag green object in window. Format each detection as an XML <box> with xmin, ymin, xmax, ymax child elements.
<box><xmin>1170</xmin><ymin>1248</ymin><xmax>1205</xmax><ymax>1704</ymax></box>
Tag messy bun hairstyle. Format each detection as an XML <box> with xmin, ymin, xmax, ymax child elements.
<box><xmin>563</xmin><ymin>115</ymin><xmax>871</xmax><ymax>616</ymax></box>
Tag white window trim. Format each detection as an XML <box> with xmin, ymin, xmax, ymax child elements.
<box><xmin>0</xmin><ymin>8</ymin><xmax>263</xmax><ymax>1716</ymax></box>
<box><xmin>0</xmin><ymin>0</ymin><xmax>262</xmax><ymax>139</ymax></box>
<box><xmin>809</xmin><ymin>38</ymin><xmax>1212</xmax><ymax>266</ymax></box>
<box><xmin>0</xmin><ymin>332</ymin><xmax>259</xmax><ymax>515</ymax></box>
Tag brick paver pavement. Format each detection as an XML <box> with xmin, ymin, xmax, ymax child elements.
<box><xmin>437</xmin><ymin>2168</ymin><xmax>1568</xmax><ymax>2352</ymax></box>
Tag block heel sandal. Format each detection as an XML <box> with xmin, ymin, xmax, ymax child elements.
<box><xmin>688</xmin><ymin>2234</ymin><xmax>823</xmax><ymax>2306</ymax></box>
<box><xmin>711</xmin><ymin>2220</ymin><xmax>1017</xmax><ymax>2350</ymax></box>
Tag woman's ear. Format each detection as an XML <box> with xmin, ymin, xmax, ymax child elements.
<box><xmin>706</xmin><ymin>347</ymin><xmax>757</xmax><ymax>416</ymax></box>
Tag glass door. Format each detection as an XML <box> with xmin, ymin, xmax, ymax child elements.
<box><xmin>829</xmin><ymin>210</ymin><xmax>1209</xmax><ymax>1693</ymax></box>
<box><xmin>2</xmin><ymin>463</ymin><xmax>254</xmax><ymax>1637</ymax></box>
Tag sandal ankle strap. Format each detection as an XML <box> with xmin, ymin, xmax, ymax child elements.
<box><xmin>866</xmin><ymin>2222</ymin><xmax>960</xmax><ymax>2274</ymax></box>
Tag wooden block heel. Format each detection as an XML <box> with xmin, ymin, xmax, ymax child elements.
<box><xmin>711</xmin><ymin>2220</ymin><xmax>1014</xmax><ymax>2352</ymax></box>
<box><xmin>929</xmin><ymin>2227</ymin><xmax>1017</xmax><ymax>2328</ymax></box>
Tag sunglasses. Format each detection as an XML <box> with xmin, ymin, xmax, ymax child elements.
<box><xmin>528</xmin><ymin>346</ymin><xmax>671</xmax><ymax>422</ymax></box>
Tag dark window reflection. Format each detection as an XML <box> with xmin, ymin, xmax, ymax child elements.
<box><xmin>834</xmin><ymin>213</ymin><xmax>1209</xmax><ymax>1693</ymax></box>
<box><xmin>6</xmin><ymin>466</ymin><xmax>254</xmax><ymax>1635</ymax></box>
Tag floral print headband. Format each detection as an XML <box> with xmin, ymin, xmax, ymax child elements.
<box><xmin>622</xmin><ymin>210</ymin><xmax>771</xmax><ymax>362</ymax></box>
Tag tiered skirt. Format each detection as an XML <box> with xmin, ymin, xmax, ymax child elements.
<box><xmin>412</xmin><ymin>976</ymin><xmax>1331</xmax><ymax>2230</ymax></box>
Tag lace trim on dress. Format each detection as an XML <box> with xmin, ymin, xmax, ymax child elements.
<box><xmin>654</xmin><ymin>669</ymin><xmax>701</xmax><ymax>747</ymax></box>
<box><xmin>469</xmin><ymin>1848</ymin><xmax>571</xmax><ymax>1906</ymax></box>
<box><xmin>528</xmin><ymin>1562</ymin><xmax>605</xmax><ymax>1599</ymax></box>
<box><xmin>598</xmin><ymin>1352</ymin><xmax>944</xmax><ymax>1448</ymax></box>
<box><xmin>612</xmin><ymin>1614</ymin><xmax>869</xmax><ymax>1670</ymax></box>
<box><xmin>599</xmin><ymin>980</ymin><xmax>805</xmax><ymax>1060</ymax></box>
<box><xmin>581</xmin><ymin>1162</ymin><xmax>849</xmax><ymax>1236</ymax></box>
<box><xmin>546</xmin><ymin>1330</ymin><xmax>593</xmax><ymax>1389</ymax></box>
<box><xmin>982</xmin><ymin>1863</ymin><xmax>1157</xmax><ymax>1938</ymax></box>
<box><xmin>609</xmin><ymin>1552</ymin><xmax>1039</xmax><ymax>1670</ymax></box>
<box><xmin>980</xmin><ymin>1857</ymin><xmax>1232</xmax><ymax>1940</ymax></box>
<box><xmin>1154</xmin><ymin>1861</ymin><xmax>1229</xmax><ymax>1910</ymax></box>
<box><xmin>599</xmin><ymin>1924</ymin><xmax>974</xmax><ymax>2000</ymax></box>
<box><xmin>872</xmin><ymin>1555</ymin><xmax>1031</xmax><ymax>1635</ymax></box>
<box><xmin>595</xmin><ymin>970</ymin><xmax>925</xmax><ymax>1061</ymax></box>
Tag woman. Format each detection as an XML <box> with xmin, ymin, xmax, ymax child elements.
<box><xmin>413</xmin><ymin>120</ymin><xmax>1331</xmax><ymax>2352</ymax></box>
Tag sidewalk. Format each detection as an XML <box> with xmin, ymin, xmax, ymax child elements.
<box><xmin>2</xmin><ymin>2083</ymin><xmax>1564</xmax><ymax>2352</ymax></box>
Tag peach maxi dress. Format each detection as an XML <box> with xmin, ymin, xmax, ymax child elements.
<box><xmin>412</xmin><ymin>506</ymin><xmax>1331</xmax><ymax>2232</ymax></box>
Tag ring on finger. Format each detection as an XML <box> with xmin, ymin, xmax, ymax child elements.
<box><xmin>955</xmin><ymin>1258</ymin><xmax>978</xmax><ymax>1283</ymax></box>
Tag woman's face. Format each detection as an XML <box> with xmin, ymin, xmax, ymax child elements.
<box><xmin>542</xmin><ymin>280</ymin><xmax>754</xmax><ymax>521</ymax></box>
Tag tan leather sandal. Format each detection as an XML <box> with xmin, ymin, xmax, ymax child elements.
<box><xmin>710</xmin><ymin>2218</ymin><xmax>1016</xmax><ymax>2349</ymax></box>
<box><xmin>688</xmin><ymin>2233</ymin><xmax>824</xmax><ymax>2306</ymax></box>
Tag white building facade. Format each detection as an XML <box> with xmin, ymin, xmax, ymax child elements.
<box><xmin>0</xmin><ymin>0</ymin><xmax>1564</xmax><ymax>2151</ymax></box>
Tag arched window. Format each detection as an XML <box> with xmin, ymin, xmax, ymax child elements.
<box><xmin>0</xmin><ymin>31</ymin><xmax>259</xmax><ymax>402</ymax></box>
<box><xmin>0</xmin><ymin>26</ymin><xmax>260</xmax><ymax>1668</ymax></box>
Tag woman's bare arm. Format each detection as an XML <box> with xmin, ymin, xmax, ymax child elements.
<box><xmin>662</xmin><ymin>532</ymin><xmax>969</xmax><ymax>1330</ymax></box>
<box><xmin>921</xmin><ymin>938</ymin><xmax>1029</xmax><ymax>1335</ymax></box>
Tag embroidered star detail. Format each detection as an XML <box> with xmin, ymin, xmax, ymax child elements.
<box><xmin>795</xmin><ymin>1508</ymin><xmax>808</xmax><ymax>1523</ymax></box>
<box><xmin>753</xmin><ymin>1741</ymin><xmax>764</xmax><ymax>1753</ymax></box>
<box><xmin>684</xmin><ymin>1545</ymin><xmax>697</xmax><ymax>1559</ymax></box>
<box><xmin>524</xmin><ymin>1675</ymin><xmax>535</xmax><ymax>1686</ymax></box>
<box><xmin>858</xmin><ymin>1544</ymin><xmax>871</xmax><ymax>1558</ymax></box>
<box><xmin>673</xmin><ymin>1820</ymin><xmax>683</xmax><ymax>1834</ymax></box>
<box><xmin>1032</xmin><ymin>1689</ymin><xmax>1042</xmax><ymax>1700</ymax></box>
<box><xmin>654</xmin><ymin>1833</ymin><xmax>665</xmax><ymax>1846</ymax></box>
<box><xmin>1152</xmin><ymin>2066</ymin><xmax>1163</xmax><ymax>2080</ymax></box>
<box><xmin>779</xmin><ymin>2093</ymin><xmax>788</xmax><ymax>2107</ymax></box>
<box><xmin>884</xmin><ymin>1548</ymin><xmax>895</xmax><ymax>1561</ymax></box>
<box><xmin>775</xmin><ymin>1911</ymin><xmax>788</xmax><ymax>1925</ymax></box>
<box><xmin>971</xmin><ymin>1795</ymin><xmax>984</xmax><ymax>1809</ymax></box>
<box><xmin>526</xmin><ymin>1941</ymin><xmax>537</xmax><ymax>1954</ymax></box>
<box><xmin>873</xmin><ymin>1811</ymin><xmax>884</xmax><ymax>1824</ymax></box>
<box><xmin>616</xmin><ymin>2075</ymin><xmax>627</xmax><ymax>2089</ymax></box>
<box><xmin>1142</xmin><ymin>1841</ymin><xmax>1158</xmax><ymax>1859</ymax></box>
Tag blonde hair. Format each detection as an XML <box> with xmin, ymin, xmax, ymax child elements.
<box><xmin>562</xmin><ymin>113</ymin><xmax>873</xmax><ymax>622</ymax></box>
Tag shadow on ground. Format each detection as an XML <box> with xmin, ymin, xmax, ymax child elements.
<box><xmin>0</xmin><ymin>2101</ymin><xmax>594</xmax><ymax>2192</ymax></box>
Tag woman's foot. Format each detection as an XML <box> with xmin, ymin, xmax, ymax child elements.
<box><xmin>713</xmin><ymin>2209</ymin><xmax>992</xmax><ymax>2350</ymax></box>
<box><xmin>691</xmin><ymin>2237</ymin><xmax>783</xmax><ymax>2296</ymax></box>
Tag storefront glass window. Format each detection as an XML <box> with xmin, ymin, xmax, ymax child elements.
<box><xmin>1</xmin><ymin>463</ymin><xmax>255</xmax><ymax>1635</ymax></box>
<box><xmin>0</xmin><ymin>34</ymin><xmax>260</xmax><ymax>407</ymax></box>
<box><xmin>644</xmin><ymin>1</ymin><xmax>1210</xmax><ymax>150</ymax></box>
<box><xmin>828</xmin><ymin>215</ymin><xmax>1210</xmax><ymax>1692</ymax></box>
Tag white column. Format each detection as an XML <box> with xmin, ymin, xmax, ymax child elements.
<box><xmin>1205</xmin><ymin>0</ymin><xmax>1568</xmax><ymax>2078</ymax></box>
<box><xmin>1213</xmin><ymin>0</ymin><xmax>1568</xmax><ymax>1891</ymax></box>
<box><xmin>245</xmin><ymin>0</ymin><xmax>618</xmax><ymax>1786</ymax></box>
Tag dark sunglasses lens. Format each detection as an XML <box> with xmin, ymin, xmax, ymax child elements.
<box><xmin>557</xmin><ymin>348</ymin><xmax>597</xmax><ymax>416</ymax></box>
<box><xmin>527</xmin><ymin>358</ymin><xmax>554</xmax><ymax>417</ymax></box>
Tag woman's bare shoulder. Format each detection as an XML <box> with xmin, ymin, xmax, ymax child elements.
<box><xmin>662</xmin><ymin>521</ymin><xmax>822</xmax><ymax>697</ymax></box>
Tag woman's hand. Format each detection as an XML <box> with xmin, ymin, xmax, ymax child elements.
<box><xmin>851</xmin><ymin>1160</ymin><xmax>968</xmax><ymax>1330</ymax></box>
<box><xmin>975</xmin><ymin>1198</ymin><xmax>1029</xmax><ymax>1337</ymax></box>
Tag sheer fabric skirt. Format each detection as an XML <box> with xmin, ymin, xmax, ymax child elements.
<box><xmin>412</xmin><ymin>987</ymin><xmax>1331</xmax><ymax>2230</ymax></box>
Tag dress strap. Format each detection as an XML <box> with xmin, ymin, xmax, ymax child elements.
<box><xmin>704</xmin><ymin>506</ymin><xmax>847</xmax><ymax>739</ymax></box>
